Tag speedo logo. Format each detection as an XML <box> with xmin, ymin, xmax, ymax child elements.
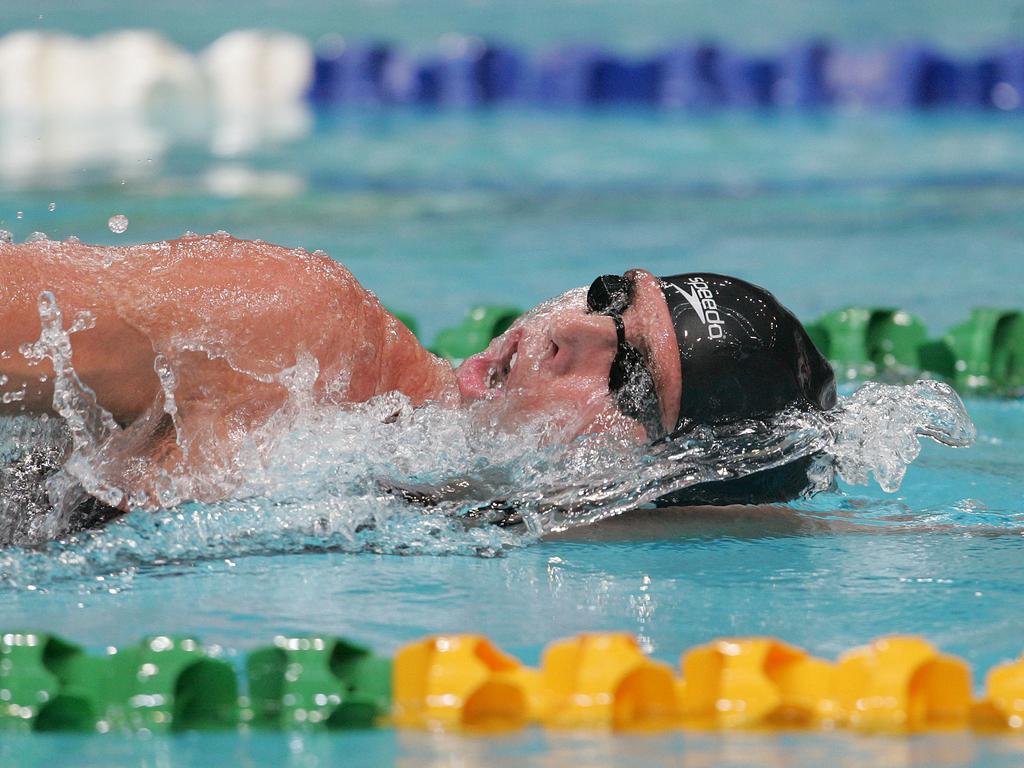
<box><xmin>674</xmin><ymin>277</ymin><xmax>725</xmax><ymax>339</ymax></box>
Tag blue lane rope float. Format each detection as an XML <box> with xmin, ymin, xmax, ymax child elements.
<box><xmin>306</xmin><ymin>38</ymin><xmax>1024</xmax><ymax>111</ymax></box>
<box><xmin>4</xmin><ymin>631</ymin><xmax>1024</xmax><ymax>734</ymax></box>
<box><xmin>416</xmin><ymin>303</ymin><xmax>1023</xmax><ymax>395</ymax></box>
<box><xmin>3</xmin><ymin>31</ymin><xmax>1022</xmax><ymax>113</ymax></box>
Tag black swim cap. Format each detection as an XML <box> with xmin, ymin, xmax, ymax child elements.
<box><xmin>655</xmin><ymin>273</ymin><xmax>837</xmax><ymax>506</ymax></box>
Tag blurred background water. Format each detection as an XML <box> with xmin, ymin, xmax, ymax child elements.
<box><xmin>12</xmin><ymin>0</ymin><xmax>1024</xmax><ymax>52</ymax></box>
<box><xmin>3</xmin><ymin>111</ymin><xmax>1023</xmax><ymax>342</ymax></box>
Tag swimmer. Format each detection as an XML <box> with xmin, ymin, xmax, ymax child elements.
<box><xmin>0</xmin><ymin>233</ymin><xmax>834</xmax><ymax>529</ymax></box>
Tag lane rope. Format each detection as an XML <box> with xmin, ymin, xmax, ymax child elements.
<box><xmin>2</xmin><ymin>631</ymin><xmax>1023</xmax><ymax>734</ymax></box>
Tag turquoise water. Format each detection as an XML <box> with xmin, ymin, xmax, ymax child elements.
<box><xmin>5</xmin><ymin>111</ymin><xmax>1024</xmax><ymax>341</ymax></box>
<box><xmin>2</xmin><ymin>108</ymin><xmax>1024</xmax><ymax>765</ymax></box>
<box><xmin>4</xmin><ymin>729</ymin><xmax>1024</xmax><ymax>768</ymax></box>
<box><xmin>8</xmin><ymin>0</ymin><xmax>1024</xmax><ymax>52</ymax></box>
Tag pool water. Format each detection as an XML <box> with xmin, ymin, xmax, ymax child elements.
<box><xmin>1</xmin><ymin>109</ymin><xmax>1024</xmax><ymax>766</ymax></box>
<box><xmin>10</xmin><ymin>0</ymin><xmax>1024</xmax><ymax>53</ymax></box>
<box><xmin>6</xmin><ymin>110</ymin><xmax>1024</xmax><ymax>341</ymax></box>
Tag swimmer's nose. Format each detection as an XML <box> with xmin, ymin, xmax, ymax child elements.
<box><xmin>547</xmin><ymin>312</ymin><xmax>618</xmax><ymax>375</ymax></box>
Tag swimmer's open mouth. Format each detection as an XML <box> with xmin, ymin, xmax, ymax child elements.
<box><xmin>455</xmin><ymin>330</ymin><xmax>523</xmax><ymax>400</ymax></box>
<box><xmin>486</xmin><ymin>342</ymin><xmax>520</xmax><ymax>389</ymax></box>
<box><xmin>485</xmin><ymin>332</ymin><xmax>522</xmax><ymax>392</ymax></box>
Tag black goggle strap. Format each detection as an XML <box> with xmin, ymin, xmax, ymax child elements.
<box><xmin>611</xmin><ymin>346</ymin><xmax>667</xmax><ymax>440</ymax></box>
<box><xmin>607</xmin><ymin>309</ymin><xmax>667</xmax><ymax>440</ymax></box>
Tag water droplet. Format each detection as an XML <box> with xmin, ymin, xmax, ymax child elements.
<box><xmin>48</xmin><ymin>202</ymin><xmax>56</xmax><ymax>212</ymax></box>
<box><xmin>120</xmin><ymin>179</ymin><xmax>126</xmax><ymax>186</ymax></box>
<box><xmin>26</xmin><ymin>232</ymin><xmax>48</xmax><ymax>243</ymax></box>
<box><xmin>108</xmin><ymin>214</ymin><xmax>129</xmax><ymax>234</ymax></box>
<box><xmin>0</xmin><ymin>230</ymin><xmax>12</xmax><ymax>244</ymax></box>
<box><xmin>1</xmin><ymin>385</ymin><xmax>26</xmax><ymax>404</ymax></box>
<box><xmin>16</xmin><ymin>211</ymin><xmax>23</xmax><ymax>219</ymax></box>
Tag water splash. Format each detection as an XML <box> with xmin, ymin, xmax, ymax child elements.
<box><xmin>0</xmin><ymin>416</ymin><xmax>70</xmax><ymax>547</ymax></box>
<box><xmin>0</xmin><ymin>375</ymin><xmax>975</xmax><ymax>587</ymax></box>
<box><xmin>828</xmin><ymin>379</ymin><xmax>974</xmax><ymax>492</ymax></box>
<box><xmin>417</xmin><ymin>380</ymin><xmax>975</xmax><ymax>536</ymax></box>
<box><xmin>15</xmin><ymin>292</ymin><xmax>128</xmax><ymax>539</ymax></box>
<box><xmin>0</xmin><ymin>289</ymin><xmax>978</xmax><ymax>584</ymax></box>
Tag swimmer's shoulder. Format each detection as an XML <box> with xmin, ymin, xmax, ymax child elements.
<box><xmin>163</xmin><ymin>233</ymin><xmax>359</xmax><ymax>291</ymax></box>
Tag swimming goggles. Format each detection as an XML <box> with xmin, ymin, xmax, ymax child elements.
<box><xmin>587</xmin><ymin>273</ymin><xmax>667</xmax><ymax>440</ymax></box>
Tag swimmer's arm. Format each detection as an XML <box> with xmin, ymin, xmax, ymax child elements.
<box><xmin>3</xmin><ymin>236</ymin><xmax>457</xmax><ymax>511</ymax></box>
<box><xmin>0</xmin><ymin>243</ymin><xmax>161</xmax><ymax>420</ymax></box>
<box><xmin>3</xmin><ymin>238</ymin><xmax>455</xmax><ymax>418</ymax></box>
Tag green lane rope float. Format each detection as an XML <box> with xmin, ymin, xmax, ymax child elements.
<box><xmin>417</xmin><ymin>303</ymin><xmax>1023</xmax><ymax>395</ymax></box>
<box><xmin>807</xmin><ymin>307</ymin><xmax>929</xmax><ymax>378</ymax></box>
<box><xmin>0</xmin><ymin>633</ymin><xmax>237</xmax><ymax>732</ymax></box>
<box><xmin>246</xmin><ymin>636</ymin><xmax>391</xmax><ymax>729</ymax></box>
<box><xmin>808</xmin><ymin>306</ymin><xmax>1023</xmax><ymax>395</ymax></box>
<box><xmin>5</xmin><ymin>631</ymin><xmax>1024</xmax><ymax>735</ymax></box>
<box><xmin>429</xmin><ymin>305</ymin><xmax>522</xmax><ymax>362</ymax></box>
<box><xmin>918</xmin><ymin>309</ymin><xmax>1024</xmax><ymax>394</ymax></box>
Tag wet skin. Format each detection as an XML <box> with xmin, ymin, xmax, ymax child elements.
<box><xmin>456</xmin><ymin>269</ymin><xmax>682</xmax><ymax>441</ymax></box>
<box><xmin>0</xmin><ymin>234</ymin><xmax>457</xmax><ymax>421</ymax></box>
<box><xmin>0</xmin><ymin>235</ymin><xmax>681</xmax><ymax>505</ymax></box>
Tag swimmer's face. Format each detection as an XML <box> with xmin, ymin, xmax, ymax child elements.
<box><xmin>455</xmin><ymin>269</ymin><xmax>682</xmax><ymax>442</ymax></box>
